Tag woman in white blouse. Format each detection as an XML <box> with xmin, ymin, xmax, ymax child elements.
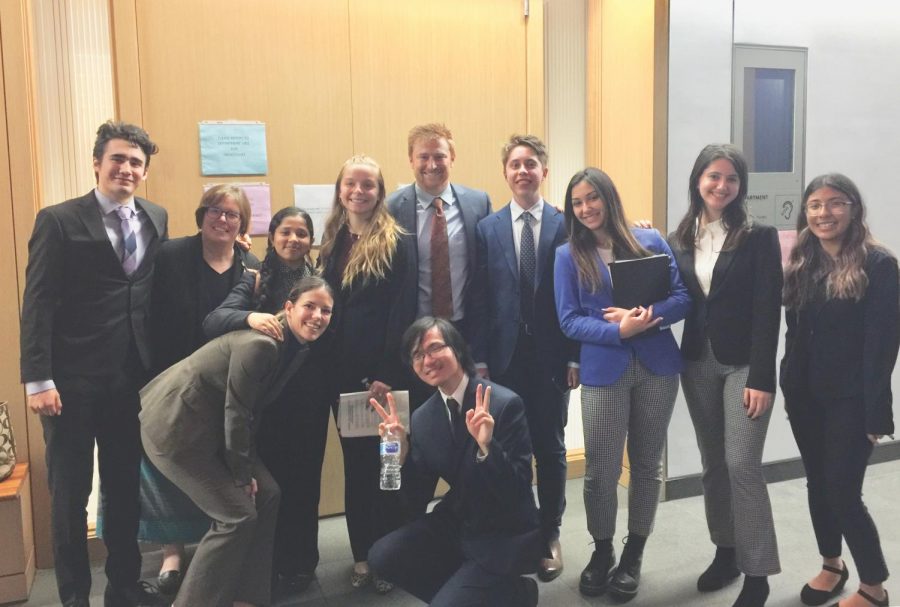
<box><xmin>667</xmin><ymin>144</ymin><xmax>784</xmax><ymax>607</ymax></box>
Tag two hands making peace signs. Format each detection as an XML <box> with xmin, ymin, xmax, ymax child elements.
<box><xmin>370</xmin><ymin>384</ymin><xmax>495</xmax><ymax>457</ymax></box>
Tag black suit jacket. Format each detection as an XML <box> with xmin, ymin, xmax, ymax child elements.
<box><xmin>780</xmin><ymin>248</ymin><xmax>899</xmax><ymax>435</ymax></box>
<box><xmin>321</xmin><ymin>227</ymin><xmax>409</xmax><ymax>392</ymax></box>
<box><xmin>149</xmin><ymin>234</ymin><xmax>260</xmax><ymax>375</ymax></box>
<box><xmin>405</xmin><ymin>377</ymin><xmax>542</xmax><ymax>575</ymax></box>
<box><xmin>668</xmin><ymin>224</ymin><xmax>782</xmax><ymax>393</ymax></box>
<box><xmin>20</xmin><ymin>190</ymin><xmax>168</xmax><ymax>381</ymax></box>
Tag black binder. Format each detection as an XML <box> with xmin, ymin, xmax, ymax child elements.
<box><xmin>608</xmin><ymin>253</ymin><xmax>670</xmax><ymax>309</ymax></box>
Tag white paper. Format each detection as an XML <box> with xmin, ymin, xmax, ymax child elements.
<box><xmin>292</xmin><ymin>184</ymin><xmax>334</xmax><ymax>245</ymax></box>
<box><xmin>337</xmin><ymin>390</ymin><xmax>410</xmax><ymax>437</ymax></box>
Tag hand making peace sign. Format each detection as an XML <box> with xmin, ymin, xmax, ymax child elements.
<box><xmin>467</xmin><ymin>383</ymin><xmax>494</xmax><ymax>456</ymax></box>
<box><xmin>371</xmin><ymin>392</ymin><xmax>409</xmax><ymax>463</ymax></box>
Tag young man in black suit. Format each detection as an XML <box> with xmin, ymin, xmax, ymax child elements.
<box><xmin>20</xmin><ymin>121</ymin><xmax>168</xmax><ymax>607</ymax></box>
<box><xmin>368</xmin><ymin>317</ymin><xmax>542</xmax><ymax>607</ymax></box>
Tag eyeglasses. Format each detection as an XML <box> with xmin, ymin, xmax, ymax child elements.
<box><xmin>206</xmin><ymin>206</ymin><xmax>242</xmax><ymax>224</ymax></box>
<box><xmin>804</xmin><ymin>200</ymin><xmax>853</xmax><ymax>215</ymax></box>
<box><xmin>411</xmin><ymin>342</ymin><xmax>449</xmax><ymax>363</ymax></box>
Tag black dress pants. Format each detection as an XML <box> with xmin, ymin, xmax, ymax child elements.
<box><xmin>787</xmin><ymin>395</ymin><xmax>889</xmax><ymax>585</ymax></box>
<box><xmin>42</xmin><ymin>367</ymin><xmax>144</xmax><ymax>603</ymax></box>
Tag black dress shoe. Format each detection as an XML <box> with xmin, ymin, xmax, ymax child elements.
<box><xmin>698</xmin><ymin>546</ymin><xmax>741</xmax><ymax>592</ymax></box>
<box><xmin>801</xmin><ymin>562</ymin><xmax>849</xmax><ymax>606</ymax></box>
<box><xmin>104</xmin><ymin>581</ymin><xmax>164</xmax><ymax>607</ymax></box>
<box><xmin>156</xmin><ymin>569</ymin><xmax>181</xmax><ymax>596</ymax></box>
<box><xmin>579</xmin><ymin>542</ymin><xmax>616</xmax><ymax>597</ymax></box>
<box><xmin>275</xmin><ymin>571</ymin><xmax>316</xmax><ymax>596</ymax></box>
<box><xmin>732</xmin><ymin>575</ymin><xmax>769</xmax><ymax>607</ymax></box>
<box><xmin>608</xmin><ymin>535</ymin><xmax>646</xmax><ymax>603</ymax></box>
<box><xmin>63</xmin><ymin>598</ymin><xmax>90</xmax><ymax>607</ymax></box>
<box><xmin>519</xmin><ymin>576</ymin><xmax>539</xmax><ymax>607</ymax></box>
<box><xmin>538</xmin><ymin>538</ymin><xmax>564</xmax><ymax>582</ymax></box>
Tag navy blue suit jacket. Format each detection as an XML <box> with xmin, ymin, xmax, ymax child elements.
<box><xmin>386</xmin><ymin>183</ymin><xmax>492</xmax><ymax>335</ymax></box>
<box><xmin>405</xmin><ymin>377</ymin><xmax>542</xmax><ymax>575</ymax></box>
<box><xmin>470</xmin><ymin>203</ymin><xmax>576</xmax><ymax>385</ymax></box>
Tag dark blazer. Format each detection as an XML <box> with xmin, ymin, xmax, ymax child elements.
<box><xmin>321</xmin><ymin>227</ymin><xmax>409</xmax><ymax>392</ymax></box>
<box><xmin>150</xmin><ymin>234</ymin><xmax>260</xmax><ymax>374</ymax></box>
<box><xmin>668</xmin><ymin>224</ymin><xmax>783</xmax><ymax>393</ymax></box>
<box><xmin>405</xmin><ymin>377</ymin><xmax>542</xmax><ymax>575</ymax></box>
<box><xmin>140</xmin><ymin>321</ymin><xmax>309</xmax><ymax>486</ymax></box>
<box><xmin>469</xmin><ymin>203</ymin><xmax>576</xmax><ymax>384</ymax></box>
<box><xmin>20</xmin><ymin>190</ymin><xmax>168</xmax><ymax>381</ymax></box>
<box><xmin>780</xmin><ymin>248</ymin><xmax>899</xmax><ymax>435</ymax></box>
<box><xmin>554</xmin><ymin>229</ymin><xmax>690</xmax><ymax>386</ymax></box>
<box><xmin>386</xmin><ymin>183</ymin><xmax>492</xmax><ymax>333</ymax></box>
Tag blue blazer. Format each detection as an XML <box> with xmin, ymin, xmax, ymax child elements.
<box><xmin>553</xmin><ymin>228</ymin><xmax>690</xmax><ymax>386</ymax></box>
<box><xmin>405</xmin><ymin>377</ymin><xmax>542</xmax><ymax>575</ymax></box>
<box><xmin>469</xmin><ymin>203</ymin><xmax>577</xmax><ymax>384</ymax></box>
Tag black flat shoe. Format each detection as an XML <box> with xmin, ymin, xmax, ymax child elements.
<box><xmin>698</xmin><ymin>547</ymin><xmax>741</xmax><ymax>592</ymax></box>
<box><xmin>157</xmin><ymin>569</ymin><xmax>182</xmax><ymax>596</ymax></box>
<box><xmin>732</xmin><ymin>575</ymin><xmax>769</xmax><ymax>607</ymax></box>
<box><xmin>829</xmin><ymin>588</ymin><xmax>889</xmax><ymax>607</ymax></box>
<box><xmin>801</xmin><ymin>562</ymin><xmax>849</xmax><ymax>606</ymax></box>
<box><xmin>579</xmin><ymin>543</ymin><xmax>616</xmax><ymax>597</ymax></box>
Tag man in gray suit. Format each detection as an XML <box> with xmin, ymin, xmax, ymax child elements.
<box><xmin>386</xmin><ymin>123</ymin><xmax>492</xmax><ymax>347</ymax></box>
<box><xmin>20</xmin><ymin>121</ymin><xmax>167</xmax><ymax>607</ymax></box>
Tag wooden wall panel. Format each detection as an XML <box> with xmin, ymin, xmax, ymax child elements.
<box><xmin>348</xmin><ymin>0</ymin><xmax>530</xmax><ymax>206</ymax></box>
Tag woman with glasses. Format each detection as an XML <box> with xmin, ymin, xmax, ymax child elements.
<box><xmin>554</xmin><ymin>167</ymin><xmax>690</xmax><ymax>602</ymax></box>
<box><xmin>781</xmin><ymin>174</ymin><xmax>898</xmax><ymax>607</ymax></box>
<box><xmin>204</xmin><ymin>206</ymin><xmax>331</xmax><ymax>599</ymax></box>
<box><xmin>318</xmin><ymin>155</ymin><xmax>408</xmax><ymax>594</ymax></box>
<box><xmin>117</xmin><ymin>184</ymin><xmax>259</xmax><ymax>596</ymax></box>
<box><xmin>667</xmin><ymin>145</ymin><xmax>783</xmax><ymax>607</ymax></box>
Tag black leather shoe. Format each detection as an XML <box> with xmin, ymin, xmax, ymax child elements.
<box><xmin>519</xmin><ymin>576</ymin><xmax>539</xmax><ymax>607</ymax></box>
<box><xmin>579</xmin><ymin>543</ymin><xmax>616</xmax><ymax>597</ymax></box>
<box><xmin>63</xmin><ymin>598</ymin><xmax>90</xmax><ymax>607</ymax></box>
<box><xmin>156</xmin><ymin>569</ymin><xmax>181</xmax><ymax>596</ymax></box>
<box><xmin>538</xmin><ymin>538</ymin><xmax>564</xmax><ymax>582</ymax></box>
<box><xmin>104</xmin><ymin>581</ymin><xmax>164</xmax><ymax>607</ymax></box>
<box><xmin>698</xmin><ymin>547</ymin><xmax>741</xmax><ymax>592</ymax></box>
<box><xmin>733</xmin><ymin>575</ymin><xmax>769</xmax><ymax>607</ymax></box>
<box><xmin>801</xmin><ymin>562</ymin><xmax>849</xmax><ymax>606</ymax></box>
<box><xmin>608</xmin><ymin>537</ymin><xmax>645</xmax><ymax>602</ymax></box>
<box><xmin>275</xmin><ymin>571</ymin><xmax>316</xmax><ymax>597</ymax></box>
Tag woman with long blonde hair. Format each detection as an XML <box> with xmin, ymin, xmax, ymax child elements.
<box><xmin>781</xmin><ymin>174</ymin><xmax>898</xmax><ymax>607</ymax></box>
<box><xmin>319</xmin><ymin>155</ymin><xmax>409</xmax><ymax>594</ymax></box>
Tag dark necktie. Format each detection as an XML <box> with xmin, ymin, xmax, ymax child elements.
<box><xmin>519</xmin><ymin>211</ymin><xmax>536</xmax><ymax>326</ymax></box>
<box><xmin>447</xmin><ymin>397</ymin><xmax>462</xmax><ymax>438</ymax></box>
<box><xmin>430</xmin><ymin>197</ymin><xmax>453</xmax><ymax>319</ymax></box>
<box><xmin>116</xmin><ymin>206</ymin><xmax>138</xmax><ymax>274</ymax></box>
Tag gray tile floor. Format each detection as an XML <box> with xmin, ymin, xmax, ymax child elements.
<box><xmin>21</xmin><ymin>459</ymin><xmax>900</xmax><ymax>606</ymax></box>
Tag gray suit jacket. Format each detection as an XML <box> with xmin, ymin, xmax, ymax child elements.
<box><xmin>386</xmin><ymin>183</ymin><xmax>491</xmax><ymax>332</ymax></box>
<box><xmin>140</xmin><ymin>320</ymin><xmax>309</xmax><ymax>486</ymax></box>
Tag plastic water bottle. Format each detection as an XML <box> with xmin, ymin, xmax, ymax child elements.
<box><xmin>380</xmin><ymin>428</ymin><xmax>402</xmax><ymax>491</ymax></box>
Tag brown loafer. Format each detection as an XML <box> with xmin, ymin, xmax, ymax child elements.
<box><xmin>538</xmin><ymin>538</ymin><xmax>564</xmax><ymax>582</ymax></box>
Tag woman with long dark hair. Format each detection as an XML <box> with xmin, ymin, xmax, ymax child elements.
<box><xmin>667</xmin><ymin>144</ymin><xmax>783</xmax><ymax>607</ymax></box>
<box><xmin>554</xmin><ymin>167</ymin><xmax>689</xmax><ymax>602</ymax></box>
<box><xmin>781</xmin><ymin>174</ymin><xmax>897</xmax><ymax>607</ymax></box>
<box><xmin>318</xmin><ymin>155</ymin><xmax>408</xmax><ymax>593</ymax></box>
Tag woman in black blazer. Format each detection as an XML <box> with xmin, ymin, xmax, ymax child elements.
<box><xmin>318</xmin><ymin>155</ymin><xmax>408</xmax><ymax>593</ymax></box>
<box><xmin>781</xmin><ymin>174</ymin><xmax>898</xmax><ymax>607</ymax></box>
<box><xmin>668</xmin><ymin>145</ymin><xmax>782</xmax><ymax>607</ymax></box>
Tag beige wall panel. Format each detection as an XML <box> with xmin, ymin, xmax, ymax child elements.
<box><xmin>652</xmin><ymin>0</ymin><xmax>668</xmax><ymax>230</ymax></box>
<box><xmin>126</xmin><ymin>0</ymin><xmax>354</xmax><ymax>239</ymax></box>
<box><xmin>347</xmin><ymin>0</ymin><xmax>529</xmax><ymax>206</ymax></box>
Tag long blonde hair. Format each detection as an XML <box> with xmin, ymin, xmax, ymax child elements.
<box><xmin>783</xmin><ymin>173</ymin><xmax>877</xmax><ymax>308</ymax></box>
<box><xmin>319</xmin><ymin>155</ymin><xmax>401</xmax><ymax>287</ymax></box>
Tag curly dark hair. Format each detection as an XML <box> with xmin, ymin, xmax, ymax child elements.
<box><xmin>92</xmin><ymin>120</ymin><xmax>159</xmax><ymax>167</ymax></box>
<box><xmin>256</xmin><ymin>206</ymin><xmax>315</xmax><ymax>313</ymax></box>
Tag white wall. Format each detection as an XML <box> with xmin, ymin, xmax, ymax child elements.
<box><xmin>666</xmin><ymin>0</ymin><xmax>900</xmax><ymax>478</ymax></box>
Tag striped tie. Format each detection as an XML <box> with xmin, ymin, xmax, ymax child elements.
<box><xmin>116</xmin><ymin>206</ymin><xmax>138</xmax><ymax>275</ymax></box>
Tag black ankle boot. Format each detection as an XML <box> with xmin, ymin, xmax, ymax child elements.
<box><xmin>733</xmin><ymin>575</ymin><xmax>769</xmax><ymax>607</ymax></box>
<box><xmin>579</xmin><ymin>538</ymin><xmax>616</xmax><ymax>597</ymax></box>
<box><xmin>698</xmin><ymin>546</ymin><xmax>741</xmax><ymax>592</ymax></box>
<box><xmin>608</xmin><ymin>533</ymin><xmax>646</xmax><ymax>602</ymax></box>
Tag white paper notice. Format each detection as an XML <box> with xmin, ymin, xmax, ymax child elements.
<box><xmin>337</xmin><ymin>390</ymin><xmax>410</xmax><ymax>438</ymax></box>
<box><xmin>293</xmin><ymin>184</ymin><xmax>333</xmax><ymax>245</ymax></box>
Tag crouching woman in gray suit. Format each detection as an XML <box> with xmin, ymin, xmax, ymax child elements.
<box><xmin>140</xmin><ymin>277</ymin><xmax>334</xmax><ymax>607</ymax></box>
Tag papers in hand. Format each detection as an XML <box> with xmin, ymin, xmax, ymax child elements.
<box><xmin>608</xmin><ymin>253</ymin><xmax>670</xmax><ymax>309</ymax></box>
<box><xmin>337</xmin><ymin>390</ymin><xmax>410</xmax><ymax>437</ymax></box>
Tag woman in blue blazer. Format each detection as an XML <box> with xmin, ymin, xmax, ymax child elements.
<box><xmin>554</xmin><ymin>167</ymin><xmax>689</xmax><ymax>601</ymax></box>
<box><xmin>781</xmin><ymin>174</ymin><xmax>898</xmax><ymax>607</ymax></box>
<box><xmin>668</xmin><ymin>145</ymin><xmax>782</xmax><ymax>607</ymax></box>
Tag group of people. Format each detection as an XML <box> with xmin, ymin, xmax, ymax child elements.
<box><xmin>19</xmin><ymin>119</ymin><xmax>896</xmax><ymax>607</ymax></box>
